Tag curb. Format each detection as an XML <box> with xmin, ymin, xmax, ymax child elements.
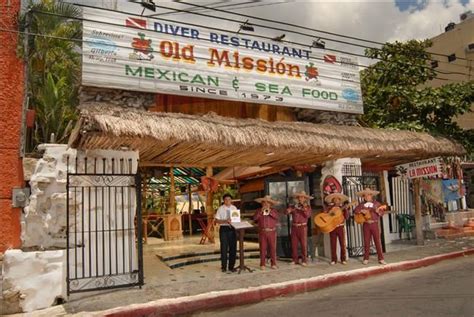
<box><xmin>98</xmin><ymin>248</ymin><xmax>474</xmax><ymax>317</ymax></box>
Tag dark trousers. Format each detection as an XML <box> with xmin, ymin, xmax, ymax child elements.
<box><xmin>219</xmin><ymin>226</ymin><xmax>237</xmax><ymax>270</ymax></box>
<box><xmin>259</xmin><ymin>230</ymin><xmax>277</xmax><ymax>266</ymax></box>
<box><xmin>330</xmin><ymin>225</ymin><xmax>346</xmax><ymax>262</ymax></box>
<box><xmin>363</xmin><ymin>222</ymin><xmax>384</xmax><ymax>261</ymax></box>
<box><xmin>291</xmin><ymin>225</ymin><xmax>308</xmax><ymax>263</ymax></box>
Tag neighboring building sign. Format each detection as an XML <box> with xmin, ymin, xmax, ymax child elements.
<box><xmin>82</xmin><ymin>7</ymin><xmax>364</xmax><ymax>114</ymax></box>
<box><xmin>396</xmin><ymin>157</ymin><xmax>443</xmax><ymax>179</ymax></box>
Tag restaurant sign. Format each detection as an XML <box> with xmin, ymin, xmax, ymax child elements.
<box><xmin>82</xmin><ymin>7</ymin><xmax>363</xmax><ymax>114</ymax></box>
<box><xmin>396</xmin><ymin>157</ymin><xmax>443</xmax><ymax>179</ymax></box>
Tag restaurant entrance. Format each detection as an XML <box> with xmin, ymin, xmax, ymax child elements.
<box><xmin>265</xmin><ymin>177</ymin><xmax>310</xmax><ymax>258</ymax></box>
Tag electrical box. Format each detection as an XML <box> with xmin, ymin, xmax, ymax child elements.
<box><xmin>12</xmin><ymin>187</ymin><xmax>30</xmax><ymax>208</ymax></box>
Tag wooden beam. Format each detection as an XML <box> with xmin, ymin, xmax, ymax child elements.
<box><xmin>413</xmin><ymin>178</ymin><xmax>424</xmax><ymax>246</ymax></box>
<box><xmin>188</xmin><ymin>183</ymin><xmax>193</xmax><ymax>236</ymax></box>
<box><xmin>168</xmin><ymin>166</ymin><xmax>175</xmax><ymax>214</ymax></box>
<box><xmin>205</xmin><ymin>166</ymin><xmax>215</xmax><ymax>241</ymax></box>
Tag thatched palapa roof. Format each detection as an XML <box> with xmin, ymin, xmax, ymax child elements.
<box><xmin>69</xmin><ymin>103</ymin><xmax>465</xmax><ymax>167</ymax></box>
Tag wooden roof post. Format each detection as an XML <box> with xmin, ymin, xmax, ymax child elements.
<box><xmin>206</xmin><ymin>166</ymin><xmax>215</xmax><ymax>242</ymax></box>
<box><xmin>188</xmin><ymin>183</ymin><xmax>192</xmax><ymax>236</ymax></box>
<box><xmin>206</xmin><ymin>166</ymin><xmax>213</xmax><ymax>218</ymax></box>
<box><xmin>168</xmin><ymin>166</ymin><xmax>175</xmax><ymax>214</ymax></box>
<box><xmin>413</xmin><ymin>178</ymin><xmax>424</xmax><ymax>245</ymax></box>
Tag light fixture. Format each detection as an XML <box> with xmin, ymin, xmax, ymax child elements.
<box><xmin>310</xmin><ymin>38</ymin><xmax>326</xmax><ymax>49</ymax></box>
<box><xmin>128</xmin><ymin>0</ymin><xmax>156</xmax><ymax>15</ymax></box>
<box><xmin>141</xmin><ymin>0</ymin><xmax>156</xmax><ymax>11</ymax></box>
<box><xmin>271</xmin><ymin>34</ymin><xmax>285</xmax><ymax>42</ymax></box>
<box><xmin>237</xmin><ymin>19</ymin><xmax>254</xmax><ymax>33</ymax></box>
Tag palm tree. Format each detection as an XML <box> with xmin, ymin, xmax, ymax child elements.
<box><xmin>19</xmin><ymin>0</ymin><xmax>81</xmax><ymax>148</ymax></box>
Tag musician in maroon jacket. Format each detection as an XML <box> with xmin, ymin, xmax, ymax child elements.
<box><xmin>324</xmin><ymin>193</ymin><xmax>350</xmax><ymax>265</ymax></box>
<box><xmin>353</xmin><ymin>188</ymin><xmax>386</xmax><ymax>265</ymax></box>
<box><xmin>254</xmin><ymin>195</ymin><xmax>280</xmax><ymax>270</ymax></box>
<box><xmin>287</xmin><ymin>191</ymin><xmax>313</xmax><ymax>266</ymax></box>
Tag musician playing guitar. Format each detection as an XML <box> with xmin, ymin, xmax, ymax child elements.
<box><xmin>354</xmin><ymin>188</ymin><xmax>387</xmax><ymax>265</ymax></box>
<box><xmin>324</xmin><ymin>193</ymin><xmax>351</xmax><ymax>265</ymax></box>
<box><xmin>286</xmin><ymin>191</ymin><xmax>313</xmax><ymax>266</ymax></box>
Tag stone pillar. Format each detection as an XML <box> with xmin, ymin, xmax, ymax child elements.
<box><xmin>21</xmin><ymin>144</ymin><xmax>76</xmax><ymax>249</ymax></box>
<box><xmin>163</xmin><ymin>166</ymin><xmax>183</xmax><ymax>240</ymax></box>
<box><xmin>206</xmin><ymin>166</ymin><xmax>216</xmax><ymax>242</ymax></box>
<box><xmin>320</xmin><ymin>158</ymin><xmax>361</xmax><ymax>259</ymax></box>
<box><xmin>0</xmin><ymin>0</ymin><xmax>24</xmax><ymax>253</ymax></box>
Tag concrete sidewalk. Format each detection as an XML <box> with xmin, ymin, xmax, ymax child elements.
<box><xmin>13</xmin><ymin>237</ymin><xmax>474</xmax><ymax>316</ymax></box>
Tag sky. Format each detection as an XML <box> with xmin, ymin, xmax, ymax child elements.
<box><xmin>92</xmin><ymin>0</ymin><xmax>474</xmax><ymax>42</ymax></box>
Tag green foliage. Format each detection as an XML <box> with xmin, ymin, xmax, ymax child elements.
<box><xmin>19</xmin><ymin>0</ymin><xmax>81</xmax><ymax>149</ymax></box>
<box><xmin>361</xmin><ymin>40</ymin><xmax>474</xmax><ymax>153</ymax></box>
<box><xmin>213</xmin><ymin>186</ymin><xmax>239</xmax><ymax>211</ymax></box>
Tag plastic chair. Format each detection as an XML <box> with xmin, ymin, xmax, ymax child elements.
<box><xmin>396</xmin><ymin>214</ymin><xmax>416</xmax><ymax>240</ymax></box>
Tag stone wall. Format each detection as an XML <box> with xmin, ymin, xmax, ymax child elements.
<box><xmin>21</xmin><ymin>144</ymin><xmax>139</xmax><ymax>250</ymax></box>
<box><xmin>295</xmin><ymin>109</ymin><xmax>360</xmax><ymax>126</ymax></box>
<box><xmin>1</xmin><ymin>249</ymin><xmax>66</xmax><ymax>314</ymax></box>
<box><xmin>21</xmin><ymin>144</ymin><xmax>76</xmax><ymax>250</ymax></box>
<box><xmin>2</xmin><ymin>144</ymin><xmax>140</xmax><ymax>313</ymax></box>
<box><xmin>79</xmin><ymin>86</ymin><xmax>155</xmax><ymax>110</ymax></box>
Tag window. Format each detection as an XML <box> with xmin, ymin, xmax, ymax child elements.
<box><xmin>448</xmin><ymin>54</ymin><xmax>456</xmax><ymax>62</ymax></box>
<box><xmin>431</xmin><ymin>60</ymin><xmax>439</xmax><ymax>68</ymax></box>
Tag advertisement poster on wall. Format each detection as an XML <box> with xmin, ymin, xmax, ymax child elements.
<box><xmin>81</xmin><ymin>6</ymin><xmax>364</xmax><ymax>114</ymax></box>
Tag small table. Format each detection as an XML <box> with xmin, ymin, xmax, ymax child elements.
<box><xmin>232</xmin><ymin>221</ymin><xmax>255</xmax><ymax>274</ymax></box>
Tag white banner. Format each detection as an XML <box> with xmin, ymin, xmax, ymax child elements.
<box><xmin>82</xmin><ymin>7</ymin><xmax>364</xmax><ymax>114</ymax></box>
<box><xmin>396</xmin><ymin>157</ymin><xmax>443</xmax><ymax>179</ymax></box>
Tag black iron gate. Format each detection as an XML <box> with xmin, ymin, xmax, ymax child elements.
<box><xmin>66</xmin><ymin>157</ymin><xmax>143</xmax><ymax>295</ymax></box>
<box><xmin>342</xmin><ymin>175</ymin><xmax>385</xmax><ymax>257</ymax></box>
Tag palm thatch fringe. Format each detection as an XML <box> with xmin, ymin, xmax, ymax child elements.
<box><xmin>69</xmin><ymin>102</ymin><xmax>465</xmax><ymax>166</ymax></box>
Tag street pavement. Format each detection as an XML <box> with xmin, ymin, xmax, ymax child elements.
<box><xmin>193</xmin><ymin>255</ymin><xmax>474</xmax><ymax>317</ymax></box>
<box><xmin>11</xmin><ymin>238</ymin><xmax>474</xmax><ymax>316</ymax></box>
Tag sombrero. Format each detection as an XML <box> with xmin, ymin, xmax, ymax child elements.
<box><xmin>324</xmin><ymin>193</ymin><xmax>349</xmax><ymax>204</ymax></box>
<box><xmin>255</xmin><ymin>195</ymin><xmax>280</xmax><ymax>205</ymax></box>
<box><xmin>356</xmin><ymin>188</ymin><xmax>380</xmax><ymax>197</ymax></box>
<box><xmin>293</xmin><ymin>191</ymin><xmax>314</xmax><ymax>200</ymax></box>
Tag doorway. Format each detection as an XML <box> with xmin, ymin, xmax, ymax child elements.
<box><xmin>265</xmin><ymin>177</ymin><xmax>310</xmax><ymax>258</ymax></box>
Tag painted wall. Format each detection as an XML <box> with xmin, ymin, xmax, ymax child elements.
<box><xmin>0</xmin><ymin>0</ymin><xmax>24</xmax><ymax>253</ymax></box>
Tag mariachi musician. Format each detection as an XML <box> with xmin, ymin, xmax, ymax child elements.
<box><xmin>253</xmin><ymin>195</ymin><xmax>280</xmax><ymax>270</ymax></box>
<box><xmin>354</xmin><ymin>188</ymin><xmax>386</xmax><ymax>265</ymax></box>
<box><xmin>286</xmin><ymin>191</ymin><xmax>313</xmax><ymax>266</ymax></box>
<box><xmin>324</xmin><ymin>193</ymin><xmax>351</xmax><ymax>265</ymax></box>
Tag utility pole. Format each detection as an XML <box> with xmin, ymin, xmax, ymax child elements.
<box><xmin>19</xmin><ymin>8</ymin><xmax>31</xmax><ymax>157</ymax></box>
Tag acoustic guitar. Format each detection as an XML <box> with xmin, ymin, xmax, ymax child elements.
<box><xmin>354</xmin><ymin>204</ymin><xmax>388</xmax><ymax>224</ymax></box>
<box><xmin>314</xmin><ymin>200</ymin><xmax>358</xmax><ymax>233</ymax></box>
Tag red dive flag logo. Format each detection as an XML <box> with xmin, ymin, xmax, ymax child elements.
<box><xmin>324</xmin><ymin>54</ymin><xmax>336</xmax><ymax>64</ymax></box>
<box><xmin>126</xmin><ymin>17</ymin><xmax>147</xmax><ymax>29</ymax></box>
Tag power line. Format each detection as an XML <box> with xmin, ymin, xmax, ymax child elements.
<box><xmin>0</xmin><ymin>25</ymin><xmax>459</xmax><ymax>83</ymax></box>
<box><xmin>151</xmin><ymin>0</ymin><xmax>231</xmax><ymax>17</ymax></box>
<box><xmin>153</xmin><ymin>0</ymin><xmax>292</xmax><ymax>17</ymax></box>
<box><xmin>176</xmin><ymin>1</ymin><xmax>472</xmax><ymax>63</ymax></box>
<box><xmin>168</xmin><ymin>1</ymin><xmax>472</xmax><ymax>69</ymax></box>
<box><xmin>127</xmin><ymin>2</ymin><xmax>473</xmax><ymax>71</ymax></box>
<box><xmin>66</xmin><ymin>4</ymin><xmax>473</xmax><ymax>77</ymax></box>
<box><xmin>0</xmin><ymin>27</ymin><xmax>364</xmax><ymax>85</ymax></box>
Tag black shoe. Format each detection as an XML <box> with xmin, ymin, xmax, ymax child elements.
<box><xmin>221</xmin><ymin>268</ymin><xmax>227</xmax><ymax>272</ymax></box>
<box><xmin>229</xmin><ymin>268</ymin><xmax>238</xmax><ymax>273</ymax></box>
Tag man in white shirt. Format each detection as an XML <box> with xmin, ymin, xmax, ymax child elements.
<box><xmin>215</xmin><ymin>193</ymin><xmax>238</xmax><ymax>272</ymax></box>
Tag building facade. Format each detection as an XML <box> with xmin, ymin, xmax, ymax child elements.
<box><xmin>427</xmin><ymin>11</ymin><xmax>474</xmax><ymax>129</ymax></box>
